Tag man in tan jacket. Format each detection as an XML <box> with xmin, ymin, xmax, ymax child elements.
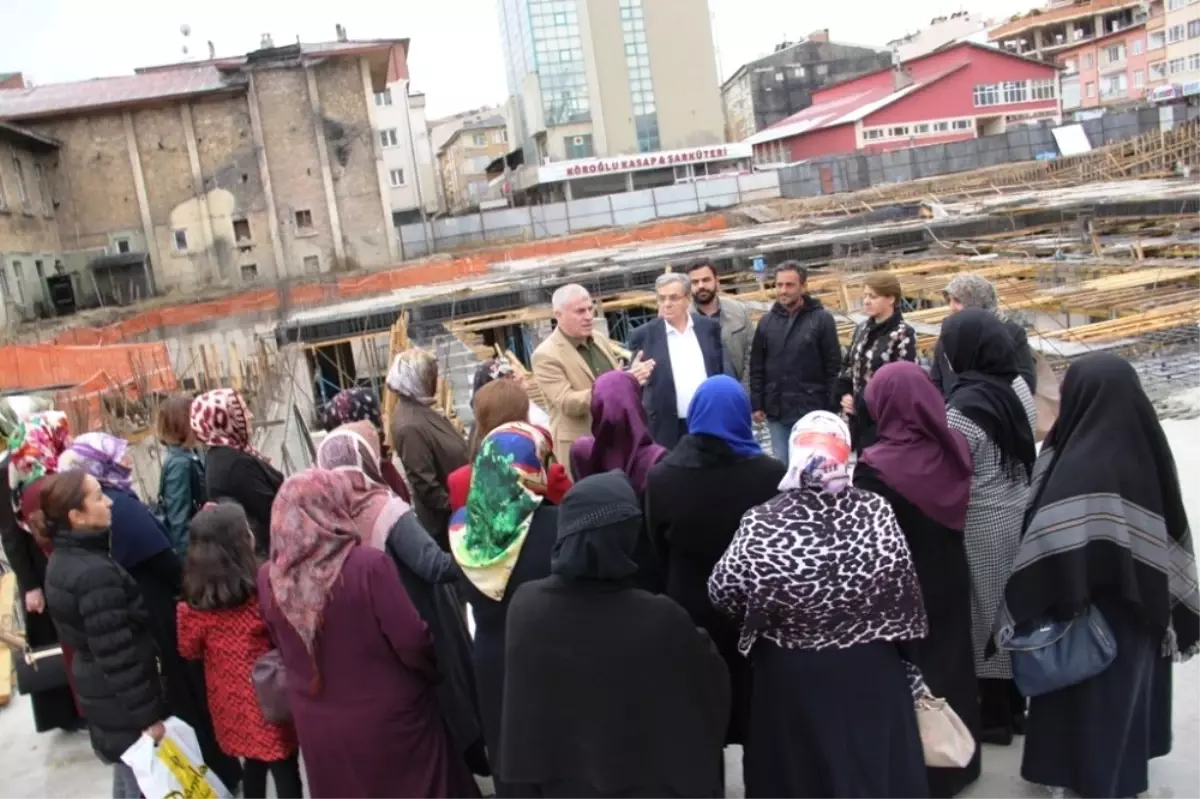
<box><xmin>532</xmin><ymin>284</ymin><xmax>654</xmax><ymax>473</ymax></box>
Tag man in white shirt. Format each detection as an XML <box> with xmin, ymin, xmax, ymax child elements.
<box><xmin>628</xmin><ymin>273</ymin><xmax>728</xmax><ymax>448</ymax></box>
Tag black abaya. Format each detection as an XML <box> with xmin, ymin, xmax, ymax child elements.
<box><xmin>856</xmin><ymin>465</ymin><xmax>981</xmax><ymax>796</ymax></box>
<box><xmin>1022</xmin><ymin>596</ymin><xmax>1171</xmax><ymax>799</ymax></box>
<box><xmin>745</xmin><ymin>640</ymin><xmax>928</xmax><ymax>799</ymax></box>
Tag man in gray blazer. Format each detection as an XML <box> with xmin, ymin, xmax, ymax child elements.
<box><xmin>688</xmin><ymin>262</ymin><xmax>753</xmax><ymax>388</ymax></box>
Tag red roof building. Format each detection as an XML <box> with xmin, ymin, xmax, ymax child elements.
<box><xmin>747</xmin><ymin>42</ymin><xmax>1063</xmax><ymax>165</ymax></box>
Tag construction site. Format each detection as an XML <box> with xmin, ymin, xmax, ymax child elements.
<box><xmin>0</xmin><ymin>122</ymin><xmax>1196</xmax><ymax>488</ymax></box>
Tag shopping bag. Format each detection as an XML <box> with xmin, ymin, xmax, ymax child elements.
<box><xmin>120</xmin><ymin>716</ymin><xmax>232</xmax><ymax>799</ymax></box>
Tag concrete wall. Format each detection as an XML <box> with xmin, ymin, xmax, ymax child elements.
<box><xmin>778</xmin><ymin>103</ymin><xmax>1200</xmax><ymax>199</ymax></box>
<box><xmin>397</xmin><ymin>171</ymin><xmax>781</xmax><ymax>257</ymax></box>
<box><xmin>0</xmin><ymin>137</ymin><xmax>62</xmax><ymax>324</ymax></box>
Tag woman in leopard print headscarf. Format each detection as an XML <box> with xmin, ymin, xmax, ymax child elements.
<box><xmin>709</xmin><ymin>411</ymin><xmax>930</xmax><ymax>798</ymax></box>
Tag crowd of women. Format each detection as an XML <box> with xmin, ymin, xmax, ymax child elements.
<box><xmin>1</xmin><ymin>300</ymin><xmax>1196</xmax><ymax>799</ymax></box>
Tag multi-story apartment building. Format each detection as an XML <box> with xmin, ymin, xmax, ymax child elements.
<box><xmin>1162</xmin><ymin>0</ymin><xmax>1200</xmax><ymax>91</ymax></box>
<box><xmin>990</xmin><ymin>0</ymin><xmax>1150</xmax><ymax>61</ymax></box>
<box><xmin>372</xmin><ymin>83</ymin><xmax>441</xmax><ymax>223</ymax></box>
<box><xmin>496</xmin><ymin>0</ymin><xmax>725</xmax><ymax>164</ymax></box>
<box><xmin>0</xmin><ymin>37</ymin><xmax>407</xmax><ymax>323</ymax></box>
<box><xmin>1058</xmin><ymin>21</ymin><xmax>1152</xmax><ymax>109</ymax></box>
<box><xmin>437</xmin><ymin>115</ymin><xmax>510</xmax><ymax>211</ymax></box>
<box><xmin>721</xmin><ymin>31</ymin><xmax>892</xmax><ymax>142</ymax></box>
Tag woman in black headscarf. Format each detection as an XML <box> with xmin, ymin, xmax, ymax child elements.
<box><xmin>941</xmin><ymin>308</ymin><xmax>1037</xmax><ymax>746</ymax></box>
<box><xmin>499</xmin><ymin>471</ymin><xmax>730</xmax><ymax>798</ymax></box>
<box><xmin>996</xmin><ymin>353</ymin><xmax>1198</xmax><ymax>799</ymax></box>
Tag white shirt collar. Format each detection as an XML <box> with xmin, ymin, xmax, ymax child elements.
<box><xmin>665</xmin><ymin>314</ymin><xmax>695</xmax><ymax>337</ymax></box>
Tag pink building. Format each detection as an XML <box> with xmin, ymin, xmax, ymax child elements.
<box><xmin>747</xmin><ymin>43</ymin><xmax>1062</xmax><ymax>165</ymax></box>
<box><xmin>1057</xmin><ymin>22</ymin><xmax>1153</xmax><ymax>109</ymax></box>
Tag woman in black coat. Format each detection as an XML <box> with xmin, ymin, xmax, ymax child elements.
<box><xmin>449</xmin><ymin>422</ymin><xmax>559</xmax><ymax>797</ymax></box>
<box><xmin>644</xmin><ymin>375</ymin><xmax>785</xmax><ymax>746</ymax></box>
<box><xmin>855</xmin><ymin>362</ymin><xmax>981</xmax><ymax>797</ymax></box>
<box><xmin>40</xmin><ymin>471</ymin><xmax>168</xmax><ymax>798</ymax></box>
<box><xmin>189</xmin><ymin>389</ymin><xmax>283</xmax><ymax>555</ymax></box>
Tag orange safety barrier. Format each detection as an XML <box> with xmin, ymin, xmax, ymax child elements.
<box><xmin>0</xmin><ymin>341</ymin><xmax>176</xmax><ymax>393</ymax></box>
<box><xmin>55</xmin><ymin>363</ymin><xmax>179</xmax><ymax>432</ymax></box>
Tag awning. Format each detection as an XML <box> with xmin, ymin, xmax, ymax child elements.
<box><xmin>486</xmin><ymin>147</ymin><xmax>524</xmax><ymax>177</ymax></box>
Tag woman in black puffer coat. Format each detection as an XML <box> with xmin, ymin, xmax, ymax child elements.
<box><xmin>41</xmin><ymin>470</ymin><xmax>168</xmax><ymax>798</ymax></box>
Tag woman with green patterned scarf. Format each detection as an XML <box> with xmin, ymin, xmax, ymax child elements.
<box><xmin>449</xmin><ymin>421</ymin><xmax>560</xmax><ymax>796</ymax></box>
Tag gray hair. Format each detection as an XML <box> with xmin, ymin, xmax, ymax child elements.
<box><xmin>655</xmin><ymin>272</ymin><xmax>691</xmax><ymax>296</ymax></box>
<box><xmin>552</xmin><ymin>284</ymin><xmax>591</xmax><ymax>311</ymax></box>
<box><xmin>945</xmin><ymin>274</ymin><xmax>998</xmax><ymax>312</ymax></box>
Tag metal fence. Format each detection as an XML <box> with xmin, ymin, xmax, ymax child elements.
<box><xmin>396</xmin><ymin>171</ymin><xmax>783</xmax><ymax>259</ymax></box>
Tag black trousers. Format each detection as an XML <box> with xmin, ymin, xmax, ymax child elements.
<box><xmin>242</xmin><ymin>752</ymin><xmax>303</xmax><ymax>799</ymax></box>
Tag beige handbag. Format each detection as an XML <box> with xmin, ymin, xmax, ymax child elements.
<box><xmin>916</xmin><ymin>696</ymin><xmax>976</xmax><ymax>768</ymax></box>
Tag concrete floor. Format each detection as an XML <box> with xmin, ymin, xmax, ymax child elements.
<box><xmin>3</xmin><ymin>418</ymin><xmax>1199</xmax><ymax>798</ymax></box>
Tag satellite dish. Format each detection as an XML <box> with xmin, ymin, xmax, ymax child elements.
<box><xmin>180</xmin><ymin>23</ymin><xmax>192</xmax><ymax>37</ymax></box>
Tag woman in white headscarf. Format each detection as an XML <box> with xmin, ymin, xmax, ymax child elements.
<box><xmin>709</xmin><ymin>411</ymin><xmax>930</xmax><ymax>798</ymax></box>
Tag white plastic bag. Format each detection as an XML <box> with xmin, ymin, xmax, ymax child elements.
<box><xmin>120</xmin><ymin>716</ymin><xmax>232</xmax><ymax>799</ymax></box>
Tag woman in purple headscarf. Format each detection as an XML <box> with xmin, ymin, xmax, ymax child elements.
<box><xmin>854</xmin><ymin>362</ymin><xmax>980</xmax><ymax>798</ymax></box>
<box><xmin>569</xmin><ymin>371</ymin><xmax>666</xmax><ymax>496</ymax></box>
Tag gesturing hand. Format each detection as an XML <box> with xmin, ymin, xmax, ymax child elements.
<box><xmin>628</xmin><ymin>351</ymin><xmax>656</xmax><ymax>386</ymax></box>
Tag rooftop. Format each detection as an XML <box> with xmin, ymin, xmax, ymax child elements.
<box><xmin>990</xmin><ymin>0</ymin><xmax>1144</xmax><ymax>40</ymax></box>
<box><xmin>0</xmin><ymin>120</ymin><xmax>60</xmax><ymax>151</ymax></box>
<box><xmin>720</xmin><ymin>34</ymin><xmax>887</xmax><ymax>92</ymax></box>
<box><xmin>0</xmin><ymin>39</ymin><xmax>406</xmax><ymax>122</ymax></box>
<box><xmin>439</xmin><ymin>114</ymin><xmax>508</xmax><ymax>153</ymax></box>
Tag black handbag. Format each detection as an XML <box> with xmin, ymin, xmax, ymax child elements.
<box><xmin>15</xmin><ymin>644</ymin><xmax>68</xmax><ymax>695</ymax></box>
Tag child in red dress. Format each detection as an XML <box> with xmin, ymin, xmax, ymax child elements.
<box><xmin>177</xmin><ymin>503</ymin><xmax>302</xmax><ymax>799</ymax></box>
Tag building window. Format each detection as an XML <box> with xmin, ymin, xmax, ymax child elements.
<box><xmin>494</xmin><ymin>129</ymin><xmax>508</xmax><ymax>144</ymax></box>
<box><xmin>1134</xmin><ymin>70</ymin><xmax>1146</xmax><ymax>87</ymax></box>
<box><xmin>1083</xmin><ymin>53</ymin><xmax>1094</xmax><ymax>69</ymax></box>
<box><xmin>934</xmin><ymin>121</ymin><xmax>950</xmax><ymax>131</ymax></box>
<box><xmin>379</xmin><ymin>129</ymin><xmax>399</xmax><ymax>148</ymax></box>
<box><xmin>1149</xmin><ymin>31</ymin><xmax>1166</xmax><ymax>50</ymax></box>
<box><xmin>1167</xmin><ymin>0</ymin><xmax>1184</xmax><ymax>9</ymax></box>
<box><xmin>240</xmin><ymin>263</ymin><xmax>258</xmax><ymax>281</ymax></box>
<box><xmin>863</xmin><ymin>129</ymin><xmax>884</xmax><ymax>140</ymax></box>
<box><xmin>1189</xmin><ymin>19</ymin><xmax>1200</xmax><ymax>38</ymax></box>
<box><xmin>1168</xmin><ymin>24</ymin><xmax>1185</xmax><ymax>43</ymax></box>
<box><xmin>0</xmin><ymin>266</ymin><xmax>9</xmax><ymax>299</ymax></box>
<box><xmin>1003</xmin><ymin>80</ymin><xmax>1029</xmax><ymax>103</ymax></box>
<box><xmin>1133</xmin><ymin>38</ymin><xmax>1144</xmax><ymax>55</ymax></box>
<box><xmin>952</xmin><ymin>119</ymin><xmax>973</xmax><ymax>130</ymax></box>
<box><xmin>302</xmin><ymin>256</ymin><xmax>320</xmax><ymax>275</ymax></box>
<box><xmin>619</xmin><ymin>0</ymin><xmax>659</xmax><ymax>153</ymax></box>
<box><xmin>116</xmin><ymin>238</ymin><xmax>131</xmax><ymax>254</ymax></box>
<box><xmin>1150</xmin><ymin>61</ymin><xmax>1167</xmax><ymax>80</ymax></box>
<box><xmin>914</xmin><ymin>123</ymin><xmax>930</xmax><ymax>133</ymax></box>
<box><xmin>1064</xmin><ymin>58</ymin><xmax>1078</xmax><ymax>74</ymax></box>
<box><xmin>233</xmin><ymin>219</ymin><xmax>251</xmax><ymax>242</ymax></box>
<box><xmin>887</xmin><ymin>126</ymin><xmax>910</xmax><ymax>137</ymax></box>
<box><xmin>375</xmin><ymin>89</ymin><xmax>392</xmax><ymax>106</ymax></box>
<box><xmin>471</xmin><ymin>133</ymin><xmax>487</xmax><ymax>146</ymax></box>
<box><xmin>1190</xmin><ymin>53</ymin><xmax>1200</xmax><ymax>71</ymax></box>
<box><xmin>973</xmin><ymin>83</ymin><xmax>1000</xmax><ymax>106</ymax></box>
<box><xmin>1169</xmin><ymin>57</ymin><xmax>1186</xmax><ymax>74</ymax></box>
<box><xmin>12</xmin><ymin>158</ymin><xmax>29</xmax><ymax>208</ymax></box>
<box><xmin>11</xmin><ymin>261</ymin><xmax>24</xmax><ymax>303</ymax></box>
<box><xmin>33</xmin><ymin>163</ymin><xmax>51</xmax><ymax>215</ymax></box>
<box><xmin>565</xmin><ymin>134</ymin><xmax>594</xmax><ymax>159</ymax></box>
<box><xmin>295</xmin><ymin>209</ymin><xmax>314</xmax><ymax>230</ymax></box>
<box><xmin>1086</xmin><ymin>81</ymin><xmax>1096</xmax><ymax>98</ymax></box>
<box><xmin>389</xmin><ymin>168</ymin><xmax>406</xmax><ymax>187</ymax></box>
<box><xmin>1031</xmin><ymin>78</ymin><xmax>1057</xmax><ymax>100</ymax></box>
<box><xmin>1100</xmin><ymin>73</ymin><xmax>1128</xmax><ymax>97</ymax></box>
<box><xmin>172</xmin><ymin>229</ymin><xmax>188</xmax><ymax>253</ymax></box>
<box><xmin>1105</xmin><ymin>44</ymin><xmax>1126</xmax><ymax>63</ymax></box>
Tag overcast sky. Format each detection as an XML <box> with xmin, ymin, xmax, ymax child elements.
<box><xmin>1</xmin><ymin>0</ymin><xmax>1036</xmax><ymax>119</ymax></box>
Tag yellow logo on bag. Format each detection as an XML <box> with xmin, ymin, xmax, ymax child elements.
<box><xmin>156</xmin><ymin>737</ymin><xmax>222</xmax><ymax>799</ymax></box>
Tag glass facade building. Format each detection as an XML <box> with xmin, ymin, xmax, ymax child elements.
<box><xmin>620</xmin><ymin>0</ymin><xmax>659</xmax><ymax>152</ymax></box>
<box><xmin>498</xmin><ymin>0</ymin><xmax>591</xmax><ymax>145</ymax></box>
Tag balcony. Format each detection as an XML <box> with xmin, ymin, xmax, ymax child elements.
<box><xmin>1099</xmin><ymin>57</ymin><xmax>1129</xmax><ymax>74</ymax></box>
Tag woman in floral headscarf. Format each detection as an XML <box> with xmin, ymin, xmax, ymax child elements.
<box><xmin>709</xmin><ymin>411</ymin><xmax>930</xmax><ymax>798</ymax></box>
<box><xmin>450</xmin><ymin>422</ymin><xmax>560</xmax><ymax>795</ymax></box>
<box><xmin>387</xmin><ymin>349</ymin><xmax>468</xmax><ymax>549</ymax></box>
<box><xmin>1</xmin><ymin>410</ymin><xmax>84</xmax><ymax>733</ymax></box>
<box><xmin>320</xmin><ymin>387</ymin><xmax>411</xmax><ymax>503</ymax></box>
<box><xmin>259</xmin><ymin>469</ymin><xmax>478</xmax><ymax>798</ymax></box>
<box><xmin>191</xmin><ymin>388</ymin><xmax>283</xmax><ymax>555</ymax></box>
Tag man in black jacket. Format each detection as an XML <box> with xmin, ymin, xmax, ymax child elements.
<box><xmin>749</xmin><ymin>262</ymin><xmax>842</xmax><ymax>461</ymax></box>
<box><xmin>929</xmin><ymin>273</ymin><xmax>1038</xmax><ymax>396</ymax></box>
